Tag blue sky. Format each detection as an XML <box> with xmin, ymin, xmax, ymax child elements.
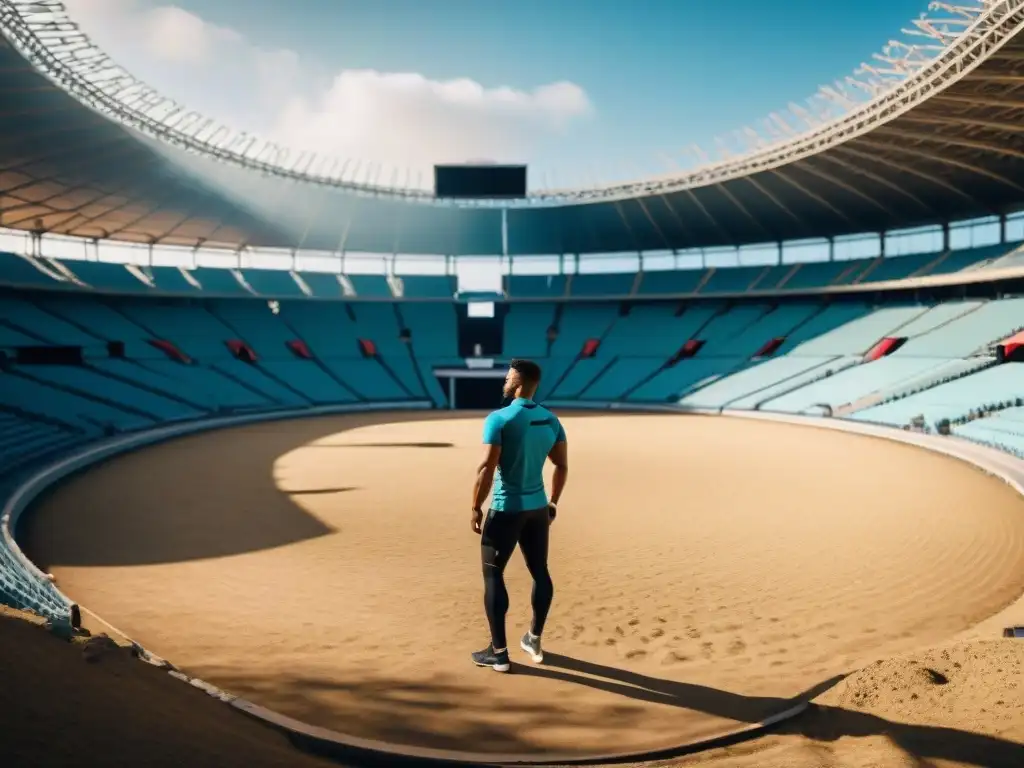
<box><xmin>69</xmin><ymin>0</ymin><xmax>933</xmax><ymax>187</ymax></box>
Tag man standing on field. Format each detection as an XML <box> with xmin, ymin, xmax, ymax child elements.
<box><xmin>470</xmin><ymin>359</ymin><xmax>568</xmax><ymax>673</ymax></box>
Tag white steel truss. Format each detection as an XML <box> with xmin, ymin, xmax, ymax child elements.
<box><xmin>0</xmin><ymin>0</ymin><xmax>1020</xmax><ymax>208</ymax></box>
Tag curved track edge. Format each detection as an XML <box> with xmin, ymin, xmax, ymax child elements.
<box><xmin>6</xmin><ymin>403</ymin><xmax>1024</xmax><ymax>766</ymax></box>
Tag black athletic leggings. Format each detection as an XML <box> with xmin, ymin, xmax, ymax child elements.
<box><xmin>480</xmin><ymin>506</ymin><xmax>554</xmax><ymax>650</ymax></box>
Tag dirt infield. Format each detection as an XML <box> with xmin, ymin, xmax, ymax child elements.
<box><xmin>20</xmin><ymin>412</ymin><xmax>1024</xmax><ymax>760</ymax></box>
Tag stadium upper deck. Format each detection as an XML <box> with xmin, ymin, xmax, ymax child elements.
<box><xmin>3</xmin><ymin>1</ymin><xmax>1024</xmax><ymax>256</ymax></box>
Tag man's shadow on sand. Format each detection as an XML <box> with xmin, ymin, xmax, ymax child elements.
<box><xmin>513</xmin><ymin>653</ymin><xmax>1024</xmax><ymax>767</ymax></box>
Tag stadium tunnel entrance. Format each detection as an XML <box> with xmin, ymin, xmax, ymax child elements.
<box><xmin>435</xmin><ymin>368</ymin><xmax>506</xmax><ymax>409</ymax></box>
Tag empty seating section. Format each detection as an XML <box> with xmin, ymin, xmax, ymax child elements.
<box><xmin>725</xmin><ymin>358</ymin><xmax>856</xmax><ymax>410</ymax></box>
<box><xmin>349</xmin><ymin>274</ymin><xmax>392</xmax><ymax>298</ymax></box>
<box><xmin>862</xmin><ymin>252</ymin><xmax>938</xmax><ymax>283</ymax></box>
<box><xmin>692</xmin><ymin>303</ymin><xmax>770</xmax><ymax>358</ymax></box>
<box><xmin>955</xmin><ymin>420</ymin><xmax>1024</xmax><ymax>456</ymax></box>
<box><xmin>321</xmin><ymin>358</ymin><xmax>408</xmax><ymax>399</ymax></box>
<box><xmin>637</xmin><ymin>270</ymin><xmax>704</xmax><ymax>295</ymax></box>
<box><xmin>0</xmin><ymin>324</ymin><xmax>35</xmax><ymax>347</ymax></box>
<box><xmin>714</xmin><ymin>303</ymin><xmax>821</xmax><ymax>358</ymax></box>
<box><xmin>751</xmin><ymin>265</ymin><xmax>792</xmax><ymax>291</ymax></box>
<box><xmin>890</xmin><ymin>301</ymin><xmax>982</xmax><ymax>341</ymax></box>
<box><xmin>681</xmin><ymin>356</ymin><xmax>837</xmax><ymax>409</ymax></box>
<box><xmin>298</xmin><ymin>272</ymin><xmax>345</xmax><ymax>298</ymax></box>
<box><xmin>0</xmin><ymin>252</ymin><xmax>63</xmax><ymax>288</ymax></box>
<box><xmin>398</xmin><ymin>303</ymin><xmax>459</xmax><ymax>358</ymax></box>
<box><xmin>535</xmin><ymin>357</ymin><xmax>579</xmax><ymax>402</ymax></box>
<box><xmin>502</xmin><ymin>304</ymin><xmax>555</xmax><ymax>358</ymax></box>
<box><xmin>64</xmin><ymin>261</ymin><xmax>151</xmax><ymax>292</ymax></box>
<box><xmin>191</xmin><ymin>268</ymin><xmax>251</xmax><ymax>296</ymax></box>
<box><xmin>90</xmin><ymin>359</ymin><xmax>208</xmax><ymax>408</ymax></box>
<box><xmin>930</xmin><ymin>244</ymin><xmax>1016</xmax><ymax>275</ymax></box>
<box><xmin>139</xmin><ymin>361</ymin><xmax>270</xmax><ymax>410</ymax></box>
<box><xmin>350</xmin><ymin>303</ymin><xmax>404</xmax><ymax>356</ymax></box>
<box><xmin>118</xmin><ymin>302</ymin><xmax>235</xmax><ymax>358</ymax></box>
<box><xmin>786</xmin><ymin>305</ymin><xmax>921</xmax><ymax>356</ymax></box>
<box><xmin>147</xmin><ymin>267</ymin><xmax>200</xmax><ymax>293</ymax></box>
<box><xmin>550</xmin><ymin>358</ymin><xmax>612</xmax><ymax>398</ymax></box>
<box><xmin>213</xmin><ymin>359</ymin><xmax>314</xmax><ymax>406</ymax></box>
<box><xmin>851</xmin><ymin>364</ymin><xmax>1017</xmax><ymax>426</ymax></box>
<box><xmin>507</xmin><ymin>275</ymin><xmax>566</xmax><ymax>298</ymax></box>
<box><xmin>399</xmin><ymin>275</ymin><xmax>455</xmax><ymax>298</ymax></box>
<box><xmin>0</xmin><ymin>297</ymin><xmax>100</xmax><ymax>346</ymax></box>
<box><xmin>570</xmin><ymin>272</ymin><xmax>635</xmax><ymax>297</ymax></box>
<box><xmin>279</xmin><ymin>302</ymin><xmax>361</xmax><ymax>356</ymax></box>
<box><xmin>760</xmin><ymin>357</ymin><xmax>959</xmax><ymax>414</ymax></box>
<box><xmin>257</xmin><ymin>360</ymin><xmax>354</xmax><ymax>403</ymax></box>
<box><xmin>628</xmin><ymin>358</ymin><xmax>741</xmax><ymax>402</ymax></box>
<box><xmin>550</xmin><ymin>304</ymin><xmax>618</xmax><ymax>357</ymax></box>
<box><xmin>35</xmin><ymin>297</ymin><xmax>150</xmax><ymax>344</ymax></box>
<box><xmin>210</xmin><ymin>300</ymin><xmax>294</xmax><ymax>357</ymax></box>
<box><xmin>242</xmin><ymin>270</ymin><xmax>306</xmax><ymax>297</ymax></box>
<box><xmin>895</xmin><ymin>298</ymin><xmax>1024</xmax><ymax>357</ymax></box>
<box><xmin>581</xmin><ymin>357</ymin><xmax>667</xmax><ymax>401</ymax></box>
<box><xmin>987</xmin><ymin>246</ymin><xmax>1024</xmax><ymax>271</ymax></box>
<box><xmin>1</xmin><ymin>270</ymin><xmax>1023</xmax><ymax>512</ymax></box>
<box><xmin>599</xmin><ymin>305</ymin><xmax>686</xmax><ymax>357</ymax></box>
<box><xmin>0</xmin><ymin>368</ymin><xmax>154</xmax><ymax>431</ymax></box>
<box><xmin>699</xmin><ymin>266</ymin><xmax>763</xmax><ymax>294</ymax></box>
<box><xmin>0</xmin><ymin>411</ymin><xmax>84</xmax><ymax>475</ymax></box>
<box><xmin>21</xmin><ymin>365</ymin><xmax>201</xmax><ymax>422</ymax></box>
<box><xmin>784</xmin><ymin>261</ymin><xmax>855</xmax><ymax>291</ymax></box>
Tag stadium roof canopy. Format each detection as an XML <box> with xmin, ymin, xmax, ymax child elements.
<box><xmin>3</xmin><ymin>0</ymin><xmax>1024</xmax><ymax>256</ymax></box>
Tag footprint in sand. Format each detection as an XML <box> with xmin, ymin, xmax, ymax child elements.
<box><xmin>661</xmin><ymin>650</ymin><xmax>690</xmax><ymax>666</ymax></box>
<box><xmin>701</xmin><ymin>641</ymin><xmax>715</xmax><ymax>659</ymax></box>
<box><xmin>686</xmin><ymin>627</ymin><xmax>701</xmax><ymax>639</ymax></box>
<box><xmin>625</xmin><ymin>649</ymin><xmax>647</xmax><ymax>660</ymax></box>
<box><xmin>728</xmin><ymin>638</ymin><xmax>747</xmax><ymax>655</ymax></box>
<box><xmin>650</xmin><ymin>628</ymin><xmax>665</xmax><ymax>639</ymax></box>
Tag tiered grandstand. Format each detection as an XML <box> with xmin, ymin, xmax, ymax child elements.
<box><xmin>1</xmin><ymin>0</ymin><xmax>1023</xmax><ymax>652</ymax></box>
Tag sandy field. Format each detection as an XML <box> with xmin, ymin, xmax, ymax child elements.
<box><xmin>16</xmin><ymin>411</ymin><xmax>1024</xmax><ymax>765</ymax></box>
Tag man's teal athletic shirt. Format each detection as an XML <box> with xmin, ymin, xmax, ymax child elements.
<box><xmin>482</xmin><ymin>398</ymin><xmax>566</xmax><ymax>513</ymax></box>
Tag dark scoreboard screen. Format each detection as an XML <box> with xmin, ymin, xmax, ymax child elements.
<box><xmin>434</xmin><ymin>164</ymin><xmax>527</xmax><ymax>199</ymax></box>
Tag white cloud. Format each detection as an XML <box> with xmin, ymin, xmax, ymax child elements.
<box><xmin>60</xmin><ymin>0</ymin><xmax>593</xmax><ymax>184</ymax></box>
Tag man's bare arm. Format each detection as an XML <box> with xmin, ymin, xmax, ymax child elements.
<box><xmin>548</xmin><ymin>441</ymin><xmax>568</xmax><ymax>507</ymax></box>
<box><xmin>473</xmin><ymin>444</ymin><xmax>502</xmax><ymax>512</ymax></box>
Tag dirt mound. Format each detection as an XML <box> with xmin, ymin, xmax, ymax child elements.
<box><xmin>661</xmin><ymin>640</ymin><xmax>1024</xmax><ymax>768</ymax></box>
<box><xmin>818</xmin><ymin>640</ymin><xmax>1022</xmax><ymax>734</ymax></box>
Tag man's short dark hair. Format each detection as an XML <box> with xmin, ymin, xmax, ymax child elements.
<box><xmin>509</xmin><ymin>358</ymin><xmax>542</xmax><ymax>385</ymax></box>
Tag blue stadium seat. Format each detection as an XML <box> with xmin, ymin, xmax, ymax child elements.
<box><xmin>192</xmin><ymin>267</ymin><xmax>253</xmax><ymax>296</ymax></box>
<box><xmin>242</xmin><ymin>269</ymin><xmax>306</xmax><ymax>297</ymax></box>
<box><xmin>699</xmin><ymin>266</ymin><xmax>764</xmax><ymax>294</ymax></box>
<box><xmin>61</xmin><ymin>261</ymin><xmax>152</xmax><ymax>292</ymax></box>
<box><xmin>399</xmin><ymin>275</ymin><xmax>456</xmax><ymax>298</ymax></box>
<box><xmin>397</xmin><ymin>302</ymin><xmax>459</xmax><ymax>358</ymax></box>
<box><xmin>853</xmin><ymin>363</ymin><xmax>1021</xmax><ymax>427</ymax></box>
<box><xmin>502</xmin><ymin>303</ymin><xmax>556</xmax><ymax>358</ymax></box>
<box><xmin>506</xmin><ymin>275</ymin><xmax>567</xmax><ymax>298</ymax></box>
<box><xmin>148</xmin><ymin>266</ymin><xmax>203</xmax><ymax>293</ymax></box>
<box><xmin>0</xmin><ymin>252</ymin><xmax>67</xmax><ymax>289</ymax></box>
<box><xmin>636</xmin><ymin>269</ymin><xmax>704</xmax><ymax>295</ymax></box>
<box><xmin>0</xmin><ymin>297</ymin><xmax>103</xmax><ymax>347</ymax></box>
<box><xmin>570</xmin><ymin>272</ymin><xmax>635</xmax><ymax>297</ymax></box>
<box><xmin>349</xmin><ymin>274</ymin><xmax>392</xmax><ymax>298</ymax></box>
<box><xmin>297</xmin><ymin>272</ymin><xmax>346</xmax><ymax>298</ymax></box>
